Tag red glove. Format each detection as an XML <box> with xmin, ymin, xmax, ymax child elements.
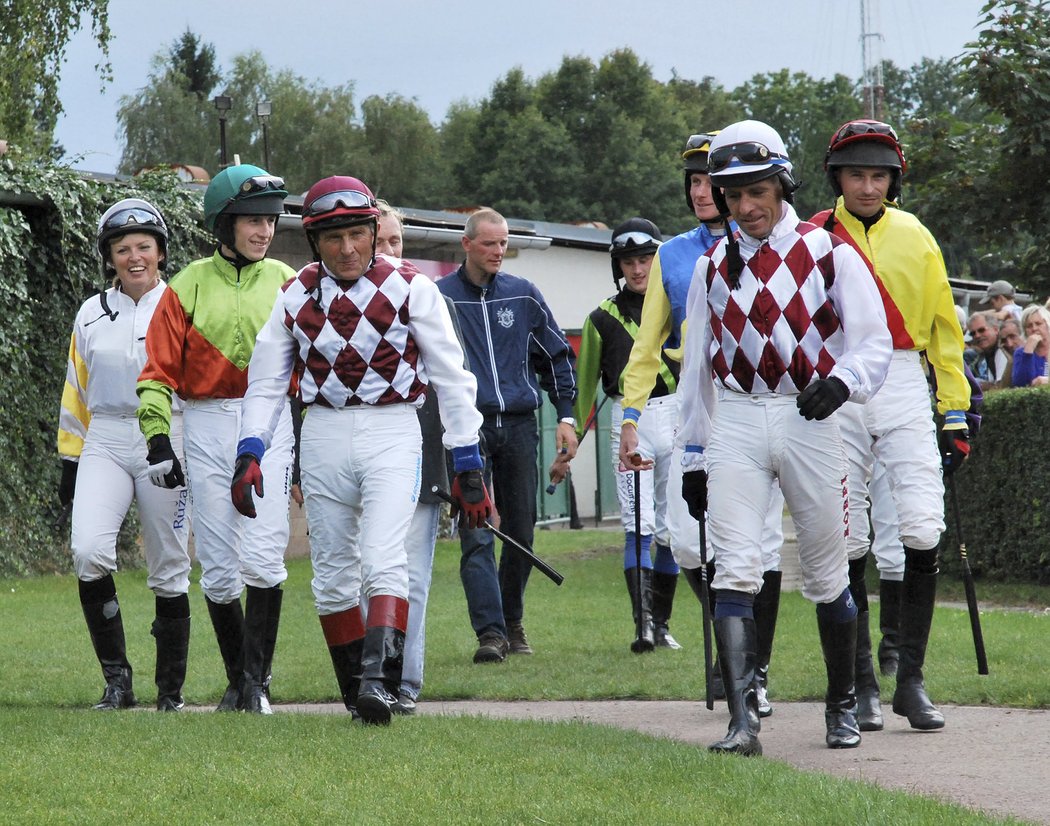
<box><xmin>450</xmin><ymin>470</ymin><xmax>493</xmax><ymax>530</ymax></box>
<box><xmin>231</xmin><ymin>454</ymin><xmax>264</xmax><ymax>519</ymax></box>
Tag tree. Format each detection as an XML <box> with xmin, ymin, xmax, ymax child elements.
<box><xmin>0</xmin><ymin>0</ymin><xmax>111</xmax><ymax>157</ymax></box>
<box><xmin>957</xmin><ymin>0</ymin><xmax>1050</xmax><ymax>295</ymax></box>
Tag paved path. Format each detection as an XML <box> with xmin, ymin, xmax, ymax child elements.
<box><xmin>277</xmin><ymin>699</ymin><xmax>1049</xmax><ymax>824</ymax></box>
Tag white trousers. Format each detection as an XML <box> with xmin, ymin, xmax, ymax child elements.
<box><xmin>302</xmin><ymin>404</ymin><xmax>421</xmax><ymax>615</ymax></box>
<box><xmin>71</xmin><ymin>414</ymin><xmax>191</xmax><ymax>597</ymax></box>
<box><xmin>707</xmin><ymin>391</ymin><xmax>848</xmax><ymax>604</ymax></box>
<box><xmin>838</xmin><ymin>350</ymin><xmax>944</xmax><ymax>558</ymax></box>
<box><xmin>610</xmin><ymin>397</ymin><xmax>673</xmax><ymax>540</ymax></box>
<box><xmin>184</xmin><ymin>398</ymin><xmax>293</xmax><ymax>603</ymax></box>
<box><xmin>870</xmin><ymin>458</ymin><xmax>905</xmax><ymax>579</ymax></box>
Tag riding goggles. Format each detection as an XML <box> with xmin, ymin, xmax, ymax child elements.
<box><xmin>831</xmin><ymin>120</ymin><xmax>899</xmax><ymax>145</ymax></box>
<box><xmin>610</xmin><ymin>230</ymin><xmax>659</xmax><ymax>251</ymax></box>
<box><xmin>239</xmin><ymin>174</ymin><xmax>286</xmax><ymax>195</ymax></box>
<box><xmin>101</xmin><ymin>208</ymin><xmax>165</xmax><ymax>231</ymax></box>
<box><xmin>304</xmin><ymin>189</ymin><xmax>376</xmax><ymax>217</ymax></box>
<box><xmin>682</xmin><ymin>132</ymin><xmax>717</xmax><ymax>158</ymax></box>
<box><xmin>708</xmin><ymin>142</ymin><xmax>789</xmax><ymax>174</ymax></box>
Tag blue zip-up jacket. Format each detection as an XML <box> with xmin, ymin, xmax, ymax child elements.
<box><xmin>438</xmin><ymin>265</ymin><xmax>577</xmax><ymax>420</ymax></box>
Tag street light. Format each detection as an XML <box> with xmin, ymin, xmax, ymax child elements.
<box><xmin>256</xmin><ymin>100</ymin><xmax>272</xmax><ymax>171</ymax></box>
<box><xmin>213</xmin><ymin>94</ymin><xmax>232</xmax><ymax>168</ymax></box>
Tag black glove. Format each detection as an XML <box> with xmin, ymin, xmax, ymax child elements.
<box><xmin>681</xmin><ymin>469</ymin><xmax>708</xmax><ymax>522</ymax></box>
<box><xmin>939</xmin><ymin>427</ymin><xmax>971</xmax><ymax>475</ymax></box>
<box><xmin>796</xmin><ymin>377</ymin><xmax>850</xmax><ymax>421</ymax></box>
<box><xmin>146</xmin><ymin>434</ymin><xmax>185</xmax><ymax>488</ymax></box>
<box><xmin>58</xmin><ymin>460</ymin><xmax>78</xmax><ymax>507</ymax></box>
<box><xmin>231</xmin><ymin>454</ymin><xmax>265</xmax><ymax>519</ymax></box>
<box><xmin>450</xmin><ymin>469</ymin><xmax>493</xmax><ymax>530</ymax></box>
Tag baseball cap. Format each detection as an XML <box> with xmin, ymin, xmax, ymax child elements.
<box><xmin>979</xmin><ymin>279</ymin><xmax>1015</xmax><ymax>304</ymax></box>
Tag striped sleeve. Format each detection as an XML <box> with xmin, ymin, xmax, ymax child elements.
<box><xmin>57</xmin><ymin>330</ymin><xmax>90</xmax><ymax>459</ymax></box>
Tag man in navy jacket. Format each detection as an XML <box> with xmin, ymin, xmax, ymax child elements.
<box><xmin>438</xmin><ymin>208</ymin><xmax>578</xmax><ymax>662</ymax></box>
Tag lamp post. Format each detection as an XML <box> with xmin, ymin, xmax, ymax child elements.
<box><xmin>213</xmin><ymin>94</ymin><xmax>232</xmax><ymax>168</ymax></box>
<box><xmin>256</xmin><ymin>100</ymin><xmax>272</xmax><ymax>171</ymax></box>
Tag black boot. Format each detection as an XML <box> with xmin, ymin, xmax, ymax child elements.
<box><xmin>80</xmin><ymin>578</ymin><xmax>136</xmax><ymax>710</ymax></box>
<box><xmin>817</xmin><ymin>612</ymin><xmax>861</xmax><ymax>749</ymax></box>
<box><xmin>651</xmin><ymin>571</ymin><xmax>682</xmax><ymax>650</ymax></box>
<box><xmin>205</xmin><ymin>596</ymin><xmax>243</xmax><ymax>712</ymax></box>
<box><xmin>624</xmin><ymin>568</ymin><xmax>655</xmax><ymax>653</ymax></box>
<box><xmin>854</xmin><ymin>613</ymin><xmax>883</xmax><ymax>731</ymax></box>
<box><xmin>752</xmin><ymin>570</ymin><xmax>781</xmax><ymax>718</ymax></box>
<box><xmin>682</xmin><ymin>564</ymin><xmax>723</xmax><ymax>697</ymax></box>
<box><xmin>152</xmin><ymin>611</ymin><xmax>190</xmax><ymax>712</ymax></box>
<box><xmin>241</xmin><ymin>585</ymin><xmax>282</xmax><ymax>714</ymax></box>
<box><xmin>892</xmin><ymin>555</ymin><xmax>944</xmax><ymax>730</ymax></box>
<box><xmin>320</xmin><ymin>607</ymin><xmax>365</xmax><ymax>719</ymax></box>
<box><xmin>878</xmin><ymin>578</ymin><xmax>902</xmax><ymax>677</ymax></box>
<box><xmin>260</xmin><ymin>587</ymin><xmax>283</xmax><ymax>701</ymax></box>
<box><xmin>357</xmin><ymin>595</ymin><xmax>408</xmax><ymax>725</ymax></box>
<box><xmin>708</xmin><ymin>616</ymin><xmax>761</xmax><ymax>756</ymax></box>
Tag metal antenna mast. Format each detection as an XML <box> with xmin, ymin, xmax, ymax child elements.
<box><xmin>861</xmin><ymin>0</ymin><xmax>885</xmax><ymax>120</ymax></box>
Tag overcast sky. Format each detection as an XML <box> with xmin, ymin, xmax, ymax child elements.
<box><xmin>55</xmin><ymin>0</ymin><xmax>989</xmax><ymax>174</ymax></box>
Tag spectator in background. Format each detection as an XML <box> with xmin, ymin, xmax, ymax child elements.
<box><xmin>993</xmin><ymin>318</ymin><xmax>1023</xmax><ymax>391</ymax></box>
<box><xmin>1012</xmin><ymin>305</ymin><xmax>1050</xmax><ymax>387</ymax></box>
<box><xmin>967</xmin><ymin>311</ymin><xmax>1007</xmax><ymax>390</ymax></box>
<box><xmin>979</xmin><ymin>279</ymin><xmax>1023</xmax><ymax>324</ymax></box>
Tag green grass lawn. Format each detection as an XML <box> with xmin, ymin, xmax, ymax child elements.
<box><xmin>0</xmin><ymin>529</ymin><xmax>1042</xmax><ymax>824</ymax></box>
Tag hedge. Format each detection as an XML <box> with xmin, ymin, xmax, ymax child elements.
<box><xmin>942</xmin><ymin>387</ymin><xmax>1050</xmax><ymax>584</ymax></box>
<box><xmin>0</xmin><ymin>154</ymin><xmax>209</xmax><ymax>576</ymax></box>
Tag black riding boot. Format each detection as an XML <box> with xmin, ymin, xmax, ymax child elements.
<box><xmin>241</xmin><ymin>585</ymin><xmax>282</xmax><ymax>714</ymax></box>
<box><xmin>205</xmin><ymin>596</ymin><xmax>243</xmax><ymax>711</ymax></box>
<box><xmin>847</xmin><ymin>557</ymin><xmax>882</xmax><ymax>731</ymax></box>
<box><xmin>651</xmin><ymin>571</ymin><xmax>682</xmax><ymax>649</ymax></box>
<box><xmin>320</xmin><ymin>607</ymin><xmax>365</xmax><ymax>719</ymax></box>
<box><xmin>817</xmin><ymin>612</ymin><xmax>861</xmax><ymax>749</ymax></box>
<box><xmin>708</xmin><ymin>616</ymin><xmax>761</xmax><ymax>756</ymax></box>
<box><xmin>357</xmin><ymin>595</ymin><xmax>408</xmax><ymax>725</ymax></box>
<box><xmin>79</xmin><ymin>577</ymin><xmax>135</xmax><ymax>710</ymax></box>
<box><xmin>892</xmin><ymin>551</ymin><xmax>944</xmax><ymax>730</ymax></box>
<box><xmin>682</xmin><ymin>563</ymin><xmax>723</xmax><ymax>697</ymax></box>
<box><xmin>624</xmin><ymin>568</ymin><xmax>655</xmax><ymax>653</ymax></box>
<box><xmin>752</xmin><ymin>570</ymin><xmax>781</xmax><ymax>718</ymax></box>
<box><xmin>152</xmin><ymin>595</ymin><xmax>190</xmax><ymax>712</ymax></box>
<box><xmin>878</xmin><ymin>578</ymin><xmax>902</xmax><ymax>677</ymax></box>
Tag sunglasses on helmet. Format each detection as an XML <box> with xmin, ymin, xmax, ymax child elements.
<box><xmin>831</xmin><ymin>121</ymin><xmax>899</xmax><ymax>144</ymax></box>
<box><xmin>708</xmin><ymin>142</ymin><xmax>788</xmax><ymax>175</ymax></box>
<box><xmin>102</xmin><ymin>207</ymin><xmax>164</xmax><ymax>231</ymax></box>
<box><xmin>304</xmin><ymin>189</ymin><xmax>376</xmax><ymax>217</ymax></box>
<box><xmin>683</xmin><ymin>133</ymin><xmax>717</xmax><ymax>157</ymax></box>
<box><xmin>239</xmin><ymin>174</ymin><xmax>286</xmax><ymax>195</ymax></box>
<box><xmin>611</xmin><ymin>230</ymin><xmax>659</xmax><ymax>250</ymax></box>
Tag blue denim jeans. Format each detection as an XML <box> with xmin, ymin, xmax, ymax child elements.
<box><xmin>459</xmin><ymin>413</ymin><xmax>539</xmax><ymax>637</ymax></box>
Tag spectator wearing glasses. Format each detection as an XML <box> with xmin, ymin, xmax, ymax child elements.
<box><xmin>678</xmin><ymin>119</ymin><xmax>892</xmax><ymax>755</ymax></box>
<box><xmin>567</xmin><ymin>218</ymin><xmax>687</xmax><ymax>653</ymax></box>
<box><xmin>812</xmin><ymin>119</ymin><xmax>971</xmax><ymax>734</ymax></box>
<box><xmin>59</xmin><ymin>198</ymin><xmax>191</xmax><ymax>711</ymax></box>
<box><xmin>967</xmin><ymin>311</ymin><xmax>1007</xmax><ymax>390</ymax></box>
<box><xmin>438</xmin><ymin>209</ymin><xmax>578</xmax><ymax>664</ymax></box>
<box><xmin>618</xmin><ymin>130</ymin><xmax>787</xmax><ymax>716</ymax></box>
<box><xmin>137</xmin><ymin>164</ymin><xmax>296</xmax><ymax>714</ymax></box>
<box><xmin>1012</xmin><ymin>304</ymin><xmax>1050</xmax><ymax>387</ymax></box>
<box><xmin>233</xmin><ymin>176</ymin><xmax>486</xmax><ymax>724</ymax></box>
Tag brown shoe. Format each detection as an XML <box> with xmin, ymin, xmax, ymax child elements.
<box><xmin>507</xmin><ymin>622</ymin><xmax>533</xmax><ymax>655</ymax></box>
<box><xmin>473</xmin><ymin>632</ymin><xmax>509</xmax><ymax>664</ymax></box>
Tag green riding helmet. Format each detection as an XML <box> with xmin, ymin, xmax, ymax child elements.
<box><xmin>203</xmin><ymin>164</ymin><xmax>289</xmax><ymax>250</ymax></box>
